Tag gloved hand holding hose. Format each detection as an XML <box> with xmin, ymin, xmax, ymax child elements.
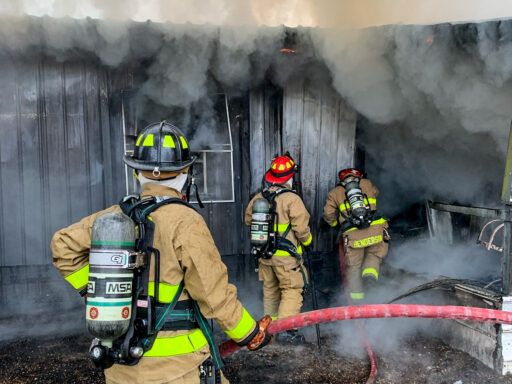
<box><xmin>236</xmin><ymin>315</ymin><xmax>273</xmax><ymax>351</ymax></box>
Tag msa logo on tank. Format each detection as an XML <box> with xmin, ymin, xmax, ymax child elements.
<box><xmin>106</xmin><ymin>281</ymin><xmax>132</xmax><ymax>294</ymax></box>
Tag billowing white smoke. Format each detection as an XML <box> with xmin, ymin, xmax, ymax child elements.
<box><xmin>312</xmin><ymin>23</ymin><xmax>512</xmax><ymax>214</ymax></box>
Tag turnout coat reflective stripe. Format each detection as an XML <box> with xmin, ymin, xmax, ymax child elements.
<box><xmin>52</xmin><ymin>183</ymin><xmax>255</xmax><ymax>384</ymax></box>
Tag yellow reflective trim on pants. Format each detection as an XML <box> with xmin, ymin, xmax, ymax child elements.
<box><xmin>148</xmin><ymin>282</ymin><xmax>181</xmax><ymax>303</ymax></box>
<box><xmin>224</xmin><ymin>308</ymin><xmax>256</xmax><ymax>340</ymax></box>
<box><xmin>331</xmin><ymin>220</ymin><xmax>338</xmax><ymax>227</ymax></box>
<box><xmin>353</xmin><ymin>235</ymin><xmax>383</xmax><ymax>248</ymax></box>
<box><xmin>274</xmin><ymin>245</ymin><xmax>302</xmax><ymax>256</ymax></box>
<box><xmin>144</xmin><ymin>328</ymin><xmax>207</xmax><ymax>357</ymax></box>
<box><xmin>65</xmin><ymin>264</ymin><xmax>89</xmax><ymax>290</ymax></box>
<box><xmin>350</xmin><ymin>292</ymin><xmax>365</xmax><ymax>300</ymax></box>
<box><xmin>303</xmin><ymin>234</ymin><xmax>312</xmax><ymax>246</ymax></box>
<box><xmin>142</xmin><ymin>134</ymin><xmax>154</xmax><ymax>146</ymax></box>
<box><xmin>362</xmin><ymin>268</ymin><xmax>378</xmax><ymax>280</ymax></box>
<box><xmin>180</xmin><ymin>136</ymin><xmax>188</xmax><ymax>149</ymax></box>
<box><xmin>163</xmin><ymin>135</ymin><xmax>176</xmax><ymax>148</ymax></box>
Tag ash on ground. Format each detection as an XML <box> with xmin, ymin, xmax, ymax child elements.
<box><xmin>1</xmin><ymin>333</ymin><xmax>510</xmax><ymax>384</ymax></box>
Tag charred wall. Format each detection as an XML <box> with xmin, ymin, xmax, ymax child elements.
<box><xmin>0</xmin><ymin>52</ymin><xmax>356</xmax><ymax>339</ymax></box>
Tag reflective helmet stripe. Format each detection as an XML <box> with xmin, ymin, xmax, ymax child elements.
<box><xmin>142</xmin><ymin>134</ymin><xmax>154</xmax><ymax>147</ymax></box>
<box><xmin>163</xmin><ymin>135</ymin><xmax>175</xmax><ymax>148</ymax></box>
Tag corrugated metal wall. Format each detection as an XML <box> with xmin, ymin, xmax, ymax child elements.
<box><xmin>0</xmin><ymin>59</ymin><xmax>356</xmax><ymax>338</ymax></box>
<box><xmin>249</xmin><ymin>77</ymin><xmax>356</xmax><ymax>253</ymax></box>
<box><xmin>0</xmin><ymin>57</ymin><xmax>128</xmax><ymax>267</ymax></box>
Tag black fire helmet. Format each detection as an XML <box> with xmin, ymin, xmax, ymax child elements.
<box><xmin>123</xmin><ymin>121</ymin><xmax>197</xmax><ymax>172</ymax></box>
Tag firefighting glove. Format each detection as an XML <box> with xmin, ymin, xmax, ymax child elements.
<box><xmin>237</xmin><ymin>315</ymin><xmax>274</xmax><ymax>351</ymax></box>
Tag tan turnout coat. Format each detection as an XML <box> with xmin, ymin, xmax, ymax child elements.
<box><xmin>323</xmin><ymin>179</ymin><xmax>388</xmax><ymax>245</ymax></box>
<box><xmin>244</xmin><ymin>185</ymin><xmax>312</xmax><ymax>268</ymax></box>
<box><xmin>52</xmin><ymin>183</ymin><xmax>255</xmax><ymax>384</ymax></box>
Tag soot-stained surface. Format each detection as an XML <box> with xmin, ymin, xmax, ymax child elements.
<box><xmin>1</xmin><ymin>335</ymin><xmax>511</xmax><ymax>384</ymax></box>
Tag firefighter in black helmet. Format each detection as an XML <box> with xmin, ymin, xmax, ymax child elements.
<box><xmin>52</xmin><ymin>121</ymin><xmax>272</xmax><ymax>384</ymax></box>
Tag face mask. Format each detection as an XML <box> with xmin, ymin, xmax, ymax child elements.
<box><xmin>138</xmin><ymin>171</ymin><xmax>188</xmax><ymax>193</ymax></box>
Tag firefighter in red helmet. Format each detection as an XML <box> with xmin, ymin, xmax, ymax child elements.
<box><xmin>323</xmin><ymin>168</ymin><xmax>389</xmax><ymax>303</ymax></box>
<box><xmin>244</xmin><ymin>153</ymin><xmax>312</xmax><ymax>344</ymax></box>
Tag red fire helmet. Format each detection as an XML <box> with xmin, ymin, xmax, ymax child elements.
<box><xmin>265</xmin><ymin>156</ymin><xmax>296</xmax><ymax>184</ymax></box>
<box><xmin>338</xmin><ymin>168</ymin><xmax>362</xmax><ymax>182</ymax></box>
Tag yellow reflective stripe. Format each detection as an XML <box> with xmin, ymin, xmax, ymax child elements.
<box><xmin>353</xmin><ymin>235</ymin><xmax>383</xmax><ymax>248</ymax></box>
<box><xmin>350</xmin><ymin>292</ymin><xmax>365</xmax><ymax>300</ymax></box>
<box><xmin>143</xmin><ymin>134</ymin><xmax>154</xmax><ymax>146</ymax></box>
<box><xmin>180</xmin><ymin>136</ymin><xmax>188</xmax><ymax>149</ymax></box>
<box><xmin>274</xmin><ymin>245</ymin><xmax>302</xmax><ymax>256</ymax></box>
<box><xmin>339</xmin><ymin>203</ymin><xmax>349</xmax><ymax>213</ymax></box>
<box><xmin>163</xmin><ymin>135</ymin><xmax>176</xmax><ymax>148</ymax></box>
<box><xmin>367</xmin><ymin>198</ymin><xmax>377</xmax><ymax>205</ymax></box>
<box><xmin>136</xmin><ymin>135</ymin><xmax>143</xmax><ymax>146</ymax></box>
<box><xmin>271</xmin><ymin>316</ymin><xmax>277</xmax><ymax>321</ymax></box>
<box><xmin>362</xmin><ymin>268</ymin><xmax>378</xmax><ymax>280</ymax></box>
<box><xmin>371</xmin><ymin>218</ymin><xmax>387</xmax><ymax>225</ymax></box>
<box><xmin>345</xmin><ymin>227</ymin><xmax>357</xmax><ymax>233</ymax></box>
<box><xmin>144</xmin><ymin>329</ymin><xmax>207</xmax><ymax>357</ymax></box>
<box><xmin>303</xmin><ymin>234</ymin><xmax>312</xmax><ymax>246</ymax></box>
<box><xmin>331</xmin><ymin>220</ymin><xmax>338</xmax><ymax>227</ymax></box>
<box><xmin>224</xmin><ymin>308</ymin><xmax>256</xmax><ymax>340</ymax></box>
<box><xmin>274</xmin><ymin>222</ymin><xmax>290</xmax><ymax>232</ymax></box>
<box><xmin>147</xmin><ymin>282</ymin><xmax>181</xmax><ymax>303</ymax></box>
<box><xmin>65</xmin><ymin>264</ymin><xmax>89</xmax><ymax>290</ymax></box>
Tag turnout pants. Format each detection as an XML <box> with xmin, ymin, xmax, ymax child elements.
<box><xmin>344</xmin><ymin>240</ymin><xmax>388</xmax><ymax>301</ymax></box>
<box><xmin>258</xmin><ymin>263</ymin><xmax>307</xmax><ymax>319</ymax></box>
<box><xmin>106</xmin><ymin>364</ymin><xmax>229</xmax><ymax>384</ymax></box>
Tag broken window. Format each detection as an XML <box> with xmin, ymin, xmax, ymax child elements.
<box><xmin>121</xmin><ymin>92</ymin><xmax>235</xmax><ymax>203</ymax></box>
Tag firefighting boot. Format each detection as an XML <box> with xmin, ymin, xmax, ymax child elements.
<box><xmin>362</xmin><ymin>275</ymin><xmax>379</xmax><ymax>304</ymax></box>
<box><xmin>276</xmin><ymin>329</ymin><xmax>306</xmax><ymax>345</ymax></box>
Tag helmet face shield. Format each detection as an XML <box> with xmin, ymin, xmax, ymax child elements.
<box><xmin>124</xmin><ymin>121</ymin><xmax>196</xmax><ymax>172</ymax></box>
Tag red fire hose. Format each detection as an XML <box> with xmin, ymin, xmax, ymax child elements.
<box><xmin>220</xmin><ymin>238</ymin><xmax>512</xmax><ymax>384</ymax></box>
<box><xmin>219</xmin><ymin>304</ymin><xmax>512</xmax><ymax>357</ymax></box>
<box><xmin>338</xmin><ymin>237</ymin><xmax>378</xmax><ymax>383</ymax></box>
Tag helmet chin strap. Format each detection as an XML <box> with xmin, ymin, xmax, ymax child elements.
<box><xmin>185</xmin><ymin>166</ymin><xmax>204</xmax><ymax>208</ymax></box>
<box><xmin>138</xmin><ymin>172</ymin><xmax>189</xmax><ymax>193</ymax></box>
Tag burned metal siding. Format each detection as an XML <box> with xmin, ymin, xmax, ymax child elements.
<box><xmin>0</xmin><ymin>58</ymin><xmax>126</xmax><ymax>267</ymax></box>
<box><xmin>249</xmin><ymin>78</ymin><xmax>356</xmax><ymax>253</ymax></box>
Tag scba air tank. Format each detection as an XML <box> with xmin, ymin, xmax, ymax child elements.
<box><xmin>87</xmin><ymin>212</ymin><xmax>136</xmax><ymax>347</ymax></box>
<box><xmin>250</xmin><ymin>198</ymin><xmax>271</xmax><ymax>249</ymax></box>
<box><xmin>344</xmin><ymin>179</ymin><xmax>369</xmax><ymax>226</ymax></box>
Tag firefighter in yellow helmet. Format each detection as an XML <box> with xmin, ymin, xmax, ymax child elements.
<box><xmin>323</xmin><ymin>168</ymin><xmax>389</xmax><ymax>303</ymax></box>
<box><xmin>51</xmin><ymin>121</ymin><xmax>272</xmax><ymax>384</ymax></box>
<box><xmin>244</xmin><ymin>153</ymin><xmax>312</xmax><ymax>344</ymax></box>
